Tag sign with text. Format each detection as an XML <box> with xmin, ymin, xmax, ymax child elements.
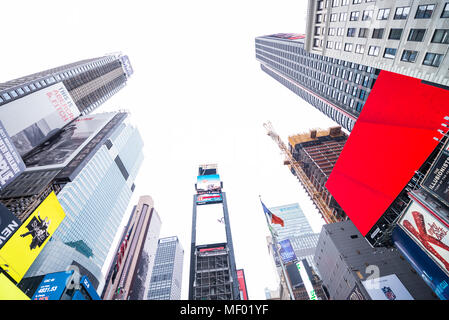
<box><xmin>0</xmin><ymin>202</ymin><xmax>21</xmax><ymax>250</ymax></box>
<box><xmin>422</xmin><ymin>141</ymin><xmax>449</xmax><ymax>207</ymax></box>
<box><xmin>0</xmin><ymin>121</ymin><xmax>26</xmax><ymax>191</ymax></box>
<box><xmin>31</xmin><ymin>270</ymin><xmax>74</xmax><ymax>300</ymax></box>
<box><xmin>362</xmin><ymin>274</ymin><xmax>414</xmax><ymax>300</ymax></box>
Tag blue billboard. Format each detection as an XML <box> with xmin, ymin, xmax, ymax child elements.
<box><xmin>393</xmin><ymin>226</ymin><xmax>449</xmax><ymax>300</ymax></box>
<box><xmin>31</xmin><ymin>270</ymin><xmax>74</xmax><ymax>300</ymax></box>
<box><xmin>80</xmin><ymin>275</ymin><xmax>101</xmax><ymax>300</ymax></box>
<box><xmin>196</xmin><ymin>174</ymin><xmax>221</xmax><ymax>193</ymax></box>
<box><xmin>278</xmin><ymin>239</ymin><xmax>297</xmax><ymax>264</ymax></box>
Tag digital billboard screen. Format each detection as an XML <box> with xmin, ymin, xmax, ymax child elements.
<box><xmin>195</xmin><ymin>203</ymin><xmax>227</xmax><ymax>246</ymax></box>
<box><xmin>196</xmin><ymin>174</ymin><xmax>221</xmax><ymax>193</ymax></box>
<box><xmin>326</xmin><ymin>71</ymin><xmax>449</xmax><ymax>236</ymax></box>
<box><xmin>422</xmin><ymin>141</ymin><xmax>449</xmax><ymax>207</ymax></box>
<box><xmin>0</xmin><ymin>191</ymin><xmax>66</xmax><ymax>282</ymax></box>
<box><xmin>31</xmin><ymin>270</ymin><xmax>74</xmax><ymax>300</ymax></box>
<box><xmin>361</xmin><ymin>274</ymin><xmax>414</xmax><ymax>300</ymax></box>
<box><xmin>278</xmin><ymin>239</ymin><xmax>297</xmax><ymax>264</ymax></box>
<box><xmin>0</xmin><ymin>82</ymin><xmax>80</xmax><ymax>157</ymax></box>
<box><xmin>0</xmin><ymin>120</ymin><xmax>26</xmax><ymax>191</ymax></box>
<box><xmin>196</xmin><ymin>193</ymin><xmax>222</xmax><ymax>205</ymax></box>
<box><xmin>23</xmin><ymin>112</ymin><xmax>115</xmax><ymax>171</ymax></box>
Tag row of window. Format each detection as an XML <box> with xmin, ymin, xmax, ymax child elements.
<box><xmin>317</xmin><ymin>2</ymin><xmax>449</xmax><ymax>23</ymax></box>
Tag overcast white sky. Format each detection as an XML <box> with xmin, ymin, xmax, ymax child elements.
<box><xmin>1</xmin><ymin>0</ymin><xmax>342</xmax><ymax>299</ymax></box>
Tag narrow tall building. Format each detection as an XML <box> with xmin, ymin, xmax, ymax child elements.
<box><xmin>101</xmin><ymin>195</ymin><xmax>162</xmax><ymax>300</ymax></box>
<box><xmin>255</xmin><ymin>33</ymin><xmax>380</xmax><ymax>132</ymax></box>
<box><xmin>305</xmin><ymin>0</ymin><xmax>449</xmax><ymax>87</ymax></box>
<box><xmin>147</xmin><ymin>236</ymin><xmax>184</xmax><ymax>300</ymax></box>
<box><xmin>18</xmin><ymin>113</ymin><xmax>144</xmax><ymax>293</ymax></box>
<box><xmin>189</xmin><ymin>164</ymin><xmax>240</xmax><ymax>300</ymax></box>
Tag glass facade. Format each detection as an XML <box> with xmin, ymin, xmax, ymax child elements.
<box><xmin>147</xmin><ymin>237</ymin><xmax>184</xmax><ymax>300</ymax></box>
<box><xmin>24</xmin><ymin>121</ymin><xmax>144</xmax><ymax>293</ymax></box>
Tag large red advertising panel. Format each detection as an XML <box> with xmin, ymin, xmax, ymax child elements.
<box><xmin>326</xmin><ymin>71</ymin><xmax>449</xmax><ymax>236</ymax></box>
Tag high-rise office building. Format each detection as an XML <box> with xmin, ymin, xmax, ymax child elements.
<box><xmin>288</xmin><ymin>126</ymin><xmax>348</xmax><ymax>221</ymax></box>
<box><xmin>189</xmin><ymin>164</ymin><xmax>240</xmax><ymax>300</ymax></box>
<box><xmin>21</xmin><ymin>115</ymin><xmax>144</xmax><ymax>293</ymax></box>
<box><xmin>305</xmin><ymin>0</ymin><xmax>449</xmax><ymax>87</ymax></box>
<box><xmin>255</xmin><ymin>33</ymin><xmax>380</xmax><ymax>132</ymax></box>
<box><xmin>314</xmin><ymin>220</ymin><xmax>438</xmax><ymax>300</ymax></box>
<box><xmin>147</xmin><ymin>236</ymin><xmax>184</xmax><ymax>300</ymax></box>
<box><xmin>101</xmin><ymin>195</ymin><xmax>162</xmax><ymax>300</ymax></box>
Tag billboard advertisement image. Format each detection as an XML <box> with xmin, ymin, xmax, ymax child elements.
<box><xmin>196</xmin><ymin>174</ymin><xmax>221</xmax><ymax>193</ymax></box>
<box><xmin>0</xmin><ymin>121</ymin><xmax>26</xmax><ymax>191</ymax></box>
<box><xmin>422</xmin><ymin>142</ymin><xmax>449</xmax><ymax>207</ymax></box>
<box><xmin>0</xmin><ymin>202</ymin><xmax>21</xmax><ymax>250</ymax></box>
<box><xmin>0</xmin><ymin>273</ymin><xmax>30</xmax><ymax>300</ymax></box>
<box><xmin>22</xmin><ymin>112</ymin><xmax>115</xmax><ymax>171</ymax></box>
<box><xmin>31</xmin><ymin>270</ymin><xmax>74</xmax><ymax>300</ymax></box>
<box><xmin>196</xmin><ymin>193</ymin><xmax>222</xmax><ymax>205</ymax></box>
<box><xmin>296</xmin><ymin>260</ymin><xmax>317</xmax><ymax>300</ymax></box>
<box><xmin>361</xmin><ymin>274</ymin><xmax>414</xmax><ymax>300</ymax></box>
<box><xmin>278</xmin><ymin>239</ymin><xmax>297</xmax><ymax>264</ymax></box>
<box><xmin>398</xmin><ymin>197</ymin><xmax>449</xmax><ymax>276</ymax></box>
<box><xmin>0</xmin><ymin>191</ymin><xmax>66</xmax><ymax>282</ymax></box>
<box><xmin>0</xmin><ymin>82</ymin><xmax>80</xmax><ymax>157</ymax></box>
<box><xmin>195</xmin><ymin>203</ymin><xmax>227</xmax><ymax>246</ymax></box>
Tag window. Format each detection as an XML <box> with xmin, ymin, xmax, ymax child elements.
<box><xmin>330</xmin><ymin>13</ymin><xmax>338</xmax><ymax>21</ymax></box>
<box><xmin>372</xmin><ymin>28</ymin><xmax>384</xmax><ymax>39</ymax></box>
<box><xmin>353</xmin><ymin>0</ymin><xmax>362</xmax><ymax>3</ymax></box>
<box><xmin>394</xmin><ymin>6</ymin><xmax>410</xmax><ymax>19</ymax></box>
<box><xmin>316</xmin><ymin>14</ymin><xmax>323</xmax><ymax>23</ymax></box>
<box><xmin>313</xmin><ymin>38</ymin><xmax>321</xmax><ymax>47</ymax></box>
<box><xmin>335</xmin><ymin>42</ymin><xmax>342</xmax><ymax>50</ymax></box>
<box><xmin>332</xmin><ymin>0</ymin><xmax>340</xmax><ymax>7</ymax></box>
<box><xmin>350</xmin><ymin>11</ymin><xmax>360</xmax><ymax>21</ymax></box>
<box><xmin>337</xmin><ymin>27</ymin><xmax>345</xmax><ymax>36</ymax></box>
<box><xmin>315</xmin><ymin>26</ymin><xmax>321</xmax><ymax>35</ymax></box>
<box><xmin>401</xmin><ymin>50</ymin><xmax>418</xmax><ymax>62</ymax></box>
<box><xmin>344</xmin><ymin>43</ymin><xmax>353</xmax><ymax>52</ymax></box>
<box><xmin>442</xmin><ymin>3</ymin><xmax>449</xmax><ymax>17</ymax></box>
<box><xmin>341</xmin><ymin>0</ymin><xmax>349</xmax><ymax>5</ymax></box>
<box><xmin>347</xmin><ymin>28</ymin><xmax>356</xmax><ymax>37</ymax></box>
<box><xmin>389</xmin><ymin>28</ymin><xmax>403</xmax><ymax>40</ymax></box>
<box><xmin>408</xmin><ymin>29</ymin><xmax>426</xmax><ymax>41</ymax></box>
<box><xmin>317</xmin><ymin>0</ymin><xmax>324</xmax><ymax>10</ymax></box>
<box><xmin>415</xmin><ymin>4</ymin><xmax>435</xmax><ymax>18</ymax></box>
<box><xmin>384</xmin><ymin>47</ymin><xmax>397</xmax><ymax>59</ymax></box>
<box><xmin>362</xmin><ymin>10</ymin><xmax>373</xmax><ymax>20</ymax></box>
<box><xmin>350</xmin><ymin>235</ymin><xmax>359</xmax><ymax>239</ymax></box>
<box><xmin>355</xmin><ymin>44</ymin><xmax>365</xmax><ymax>54</ymax></box>
<box><xmin>358</xmin><ymin>28</ymin><xmax>369</xmax><ymax>38</ymax></box>
<box><xmin>377</xmin><ymin>8</ymin><xmax>390</xmax><ymax>20</ymax></box>
<box><xmin>327</xmin><ymin>41</ymin><xmax>334</xmax><ymax>49</ymax></box>
<box><xmin>340</xmin><ymin>12</ymin><xmax>347</xmax><ymax>21</ymax></box>
<box><xmin>368</xmin><ymin>46</ymin><xmax>380</xmax><ymax>56</ymax></box>
<box><xmin>431</xmin><ymin>29</ymin><xmax>449</xmax><ymax>44</ymax></box>
<box><xmin>328</xmin><ymin>28</ymin><xmax>336</xmax><ymax>35</ymax></box>
<box><xmin>423</xmin><ymin>52</ymin><xmax>443</xmax><ymax>67</ymax></box>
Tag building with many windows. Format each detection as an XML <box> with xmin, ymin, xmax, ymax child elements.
<box><xmin>305</xmin><ymin>0</ymin><xmax>449</xmax><ymax>86</ymax></box>
<box><xmin>255</xmin><ymin>33</ymin><xmax>380</xmax><ymax>132</ymax></box>
<box><xmin>147</xmin><ymin>236</ymin><xmax>184</xmax><ymax>300</ymax></box>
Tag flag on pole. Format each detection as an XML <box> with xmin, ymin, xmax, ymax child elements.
<box><xmin>260</xmin><ymin>198</ymin><xmax>284</xmax><ymax>227</ymax></box>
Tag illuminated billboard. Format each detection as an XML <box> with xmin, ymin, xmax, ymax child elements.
<box><xmin>23</xmin><ymin>112</ymin><xmax>116</xmax><ymax>171</ymax></box>
<box><xmin>196</xmin><ymin>193</ymin><xmax>222</xmax><ymax>205</ymax></box>
<box><xmin>195</xmin><ymin>203</ymin><xmax>227</xmax><ymax>246</ymax></box>
<box><xmin>326</xmin><ymin>71</ymin><xmax>449</xmax><ymax>236</ymax></box>
<box><xmin>0</xmin><ymin>202</ymin><xmax>21</xmax><ymax>250</ymax></box>
<box><xmin>0</xmin><ymin>273</ymin><xmax>30</xmax><ymax>300</ymax></box>
<box><xmin>278</xmin><ymin>239</ymin><xmax>297</xmax><ymax>264</ymax></box>
<box><xmin>0</xmin><ymin>82</ymin><xmax>80</xmax><ymax>157</ymax></box>
<box><xmin>196</xmin><ymin>174</ymin><xmax>221</xmax><ymax>193</ymax></box>
<box><xmin>237</xmin><ymin>269</ymin><xmax>248</xmax><ymax>300</ymax></box>
<box><xmin>296</xmin><ymin>260</ymin><xmax>317</xmax><ymax>300</ymax></box>
<box><xmin>398</xmin><ymin>195</ymin><xmax>449</xmax><ymax>277</ymax></box>
<box><xmin>421</xmin><ymin>141</ymin><xmax>449</xmax><ymax>207</ymax></box>
<box><xmin>361</xmin><ymin>274</ymin><xmax>414</xmax><ymax>300</ymax></box>
<box><xmin>0</xmin><ymin>191</ymin><xmax>66</xmax><ymax>282</ymax></box>
<box><xmin>31</xmin><ymin>270</ymin><xmax>74</xmax><ymax>300</ymax></box>
<box><xmin>0</xmin><ymin>120</ymin><xmax>26</xmax><ymax>191</ymax></box>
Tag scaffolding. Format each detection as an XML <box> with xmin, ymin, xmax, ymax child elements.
<box><xmin>263</xmin><ymin>121</ymin><xmax>340</xmax><ymax>224</ymax></box>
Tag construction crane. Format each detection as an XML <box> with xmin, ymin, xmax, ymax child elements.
<box><xmin>263</xmin><ymin>121</ymin><xmax>339</xmax><ymax>224</ymax></box>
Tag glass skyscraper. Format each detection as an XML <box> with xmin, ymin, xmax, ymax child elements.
<box><xmin>269</xmin><ymin>203</ymin><xmax>320</xmax><ymax>270</ymax></box>
<box><xmin>24</xmin><ymin>119</ymin><xmax>144</xmax><ymax>293</ymax></box>
<box><xmin>147</xmin><ymin>236</ymin><xmax>184</xmax><ymax>300</ymax></box>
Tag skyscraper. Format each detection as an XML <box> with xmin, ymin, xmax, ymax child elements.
<box><xmin>21</xmin><ymin>115</ymin><xmax>144</xmax><ymax>293</ymax></box>
<box><xmin>147</xmin><ymin>236</ymin><xmax>184</xmax><ymax>300</ymax></box>
<box><xmin>189</xmin><ymin>164</ymin><xmax>240</xmax><ymax>300</ymax></box>
<box><xmin>288</xmin><ymin>126</ymin><xmax>348</xmax><ymax>221</ymax></box>
<box><xmin>255</xmin><ymin>33</ymin><xmax>380</xmax><ymax>132</ymax></box>
<box><xmin>101</xmin><ymin>195</ymin><xmax>162</xmax><ymax>300</ymax></box>
<box><xmin>305</xmin><ymin>0</ymin><xmax>449</xmax><ymax>87</ymax></box>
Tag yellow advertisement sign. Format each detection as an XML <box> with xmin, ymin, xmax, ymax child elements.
<box><xmin>0</xmin><ymin>273</ymin><xmax>29</xmax><ymax>300</ymax></box>
<box><xmin>0</xmin><ymin>191</ymin><xmax>65</xmax><ymax>282</ymax></box>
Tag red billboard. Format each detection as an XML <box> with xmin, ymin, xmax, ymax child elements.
<box><xmin>237</xmin><ymin>269</ymin><xmax>248</xmax><ymax>300</ymax></box>
<box><xmin>326</xmin><ymin>71</ymin><xmax>449</xmax><ymax>236</ymax></box>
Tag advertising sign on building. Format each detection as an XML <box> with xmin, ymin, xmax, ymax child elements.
<box><xmin>23</xmin><ymin>112</ymin><xmax>116</xmax><ymax>172</ymax></box>
<box><xmin>422</xmin><ymin>141</ymin><xmax>449</xmax><ymax>207</ymax></box>
<box><xmin>361</xmin><ymin>274</ymin><xmax>414</xmax><ymax>300</ymax></box>
<box><xmin>0</xmin><ymin>121</ymin><xmax>26</xmax><ymax>191</ymax></box>
<box><xmin>31</xmin><ymin>270</ymin><xmax>74</xmax><ymax>300</ymax></box>
<box><xmin>0</xmin><ymin>273</ymin><xmax>30</xmax><ymax>300</ymax></box>
<box><xmin>0</xmin><ymin>202</ymin><xmax>21</xmax><ymax>250</ymax></box>
<box><xmin>237</xmin><ymin>269</ymin><xmax>248</xmax><ymax>300</ymax></box>
<box><xmin>0</xmin><ymin>82</ymin><xmax>80</xmax><ymax>157</ymax></box>
<box><xmin>398</xmin><ymin>196</ymin><xmax>449</xmax><ymax>277</ymax></box>
<box><xmin>296</xmin><ymin>260</ymin><xmax>317</xmax><ymax>300</ymax></box>
<box><xmin>196</xmin><ymin>174</ymin><xmax>221</xmax><ymax>193</ymax></box>
<box><xmin>0</xmin><ymin>191</ymin><xmax>66</xmax><ymax>282</ymax></box>
<box><xmin>278</xmin><ymin>239</ymin><xmax>297</xmax><ymax>264</ymax></box>
<box><xmin>120</xmin><ymin>55</ymin><xmax>134</xmax><ymax>78</ymax></box>
<box><xmin>195</xmin><ymin>203</ymin><xmax>227</xmax><ymax>246</ymax></box>
<box><xmin>196</xmin><ymin>193</ymin><xmax>223</xmax><ymax>205</ymax></box>
<box><xmin>80</xmin><ymin>275</ymin><xmax>101</xmax><ymax>300</ymax></box>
